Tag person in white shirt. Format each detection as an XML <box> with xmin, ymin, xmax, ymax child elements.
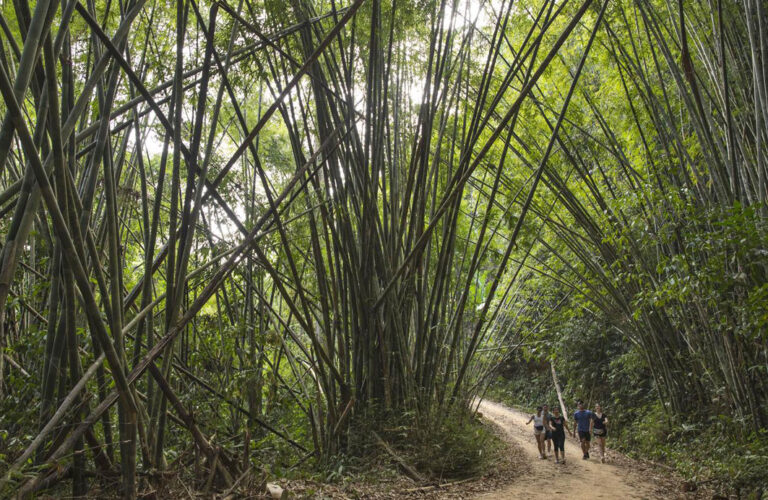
<box><xmin>526</xmin><ymin>406</ymin><xmax>548</xmax><ymax>459</ymax></box>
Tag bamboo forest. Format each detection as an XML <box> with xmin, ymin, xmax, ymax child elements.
<box><xmin>0</xmin><ymin>0</ymin><xmax>766</xmax><ymax>497</ymax></box>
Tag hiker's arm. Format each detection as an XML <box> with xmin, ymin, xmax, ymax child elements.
<box><xmin>526</xmin><ymin>416</ymin><xmax>533</xmax><ymax>425</ymax></box>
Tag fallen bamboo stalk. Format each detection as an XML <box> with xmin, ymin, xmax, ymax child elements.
<box><xmin>3</xmin><ymin>353</ymin><xmax>30</xmax><ymax>377</ymax></box>
<box><xmin>403</xmin><ymin>476</ymin><xmax>479</xmax><ymax>493</ymax></box>
<box><xmin>1</xmin><ymin>352</ymin><xmax>106</xmax><ymax>487</ymax></box>
<box><xmin>371</xmin><ymin>431</ymin><xmax>425</xmax><ymax>483</ymax></box>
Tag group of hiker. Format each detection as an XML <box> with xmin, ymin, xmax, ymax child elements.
<box><xmin>525</xmin><ymin>401</ymin><xmax>608</xmax><ymax>464</ymax></box>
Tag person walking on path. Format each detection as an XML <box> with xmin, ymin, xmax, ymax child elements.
<box><xmin>573</xmin><ymin>400</ymin><xmax>593</xmax><ymax>460</ymax></box>
<box><xmin>549</xmin><ymin>406</ymin><xmax>572</xmax><ymax>464</ymax></box>
<box><xmin>542</xmin><ymin>404</ymin><xmax>553</xmax><ymax>455</ymax></box>
<box><xmin>591</xmin><ymin>403</ymin><xmax>609</xmax><ymax>463</ymax></box>
<box><xmin>525</xmin><ymin>406</ymin><xmax>547</xmax><ymax>459</ymax></box>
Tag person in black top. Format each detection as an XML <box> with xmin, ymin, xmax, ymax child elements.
<box><xmin>591</xmin><ymin>403</ymin><xmax>609</xmax><ymax>463</ymax></box>
<box><xmin>548</xmin><ymin>406</ymin><xmax>572</xmax><ymax>464</ymax></box>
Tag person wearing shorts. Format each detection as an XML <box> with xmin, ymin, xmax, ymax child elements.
<box><xmin>573</xmin><ymin>400</ymin><xmax>594</xmax><ymax>460</ymax></box>
<box><xmin>591</xmin><ymin>403</ymin><xmax>609</xmax><ymax>463</ymax></box>
<box><xmin>525</xmin><ymin>406</ymin><xmax>547</xmax><ymax>459</ymax></box>
<box><xmin>549</xmin><ymin>406</ymin><xmax>572</xmax><ymax>464</ymax></box>
<box><xmin>542</xmin><ymin>404</ymin><xmax>553</xmax><ymax>454</ymax></box>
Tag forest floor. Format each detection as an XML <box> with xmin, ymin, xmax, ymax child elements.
<box><xmin>473</xmin><ymin>400</ymin><xmax>698</xmax><ymax>499</ymax></box>
<box><xmin>272</xmin><ymin>400</ymin><xmax>704</xmax><ymax>499</ymax></box>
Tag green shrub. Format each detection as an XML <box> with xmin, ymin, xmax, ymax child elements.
<box><xmin>345</xmin><ymin>404</ymin><xmax>500</xmax><ymax>480</ymax></box>
<box><xmin>410</xmin><ymin>408</ymin><xmax>498</xmax><ymax>478</ymax></box>
<box><xmin>613</xmin><ymin>403</ymin><xmax>768</xmax><ymax>497</ymax></box>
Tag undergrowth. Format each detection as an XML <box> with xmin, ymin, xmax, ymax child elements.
<box><xmin>620</xmin><ymin>401</ymin><xmax>768</xmax><ymax>498</ymax></box>
<box><xmin>341</xmin><ymin>404</ymin><xmax>504</xmax><ymax>482</ymax></box>
<box><xmin>487</xmin><ymin>375</ymin><xmax>768</xmax><ymax>498</ymax></box>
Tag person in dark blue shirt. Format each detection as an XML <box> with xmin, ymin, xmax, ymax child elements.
<box><xmin>572</xmin><ymin>400</ymin><xmax>594</xmax><ymax>459</ymax></box>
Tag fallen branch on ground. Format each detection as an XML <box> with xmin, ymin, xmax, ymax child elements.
<box><xmin>372</xmin><ymin>431</ymin><xmax>426</xmax><ymax>483</ymax></box>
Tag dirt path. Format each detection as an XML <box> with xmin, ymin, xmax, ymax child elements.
<box><xmin>475</xmin><ymin>400</ymin><xmax>672</xmax><ymax>499</ymax></box>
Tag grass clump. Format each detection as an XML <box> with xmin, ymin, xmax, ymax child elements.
<box><xmin>344</xmin><ymin>404</ymin><xmax>503</xmax><ymax>481</ymax></box>
<box><xmin>409</xmin><ymin>408</ymin><xmax>499</xmax><ymax>478</ymax></box>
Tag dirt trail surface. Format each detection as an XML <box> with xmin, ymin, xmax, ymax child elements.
<box><xmin>475</xmin><ymin>400</ymin><xmax>682</xmax><ymax>499</ymax></box>
<box><xmin>270</xmin><ymin>400</ymin><xmax>695</xmax><ymax>499</ymax></box>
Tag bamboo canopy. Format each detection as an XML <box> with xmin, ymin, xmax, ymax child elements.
<box><xmin>0</xmin><ymin>0</ymin><xmax>766</xmax><ymax>497</ymax></box>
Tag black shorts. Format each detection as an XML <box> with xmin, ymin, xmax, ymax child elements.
<box><xmin>578</xmin><ymin>430</ymin><xmax>591</xmax><ymax>442</ymax></box>
<box><xmin>552</xmin><ymin>432</ymin><xmax>565</xmax><ymax>451</ymax></box>
<box><xmin>545</xmin><ymin>430</ymin><xmax>553</xmax><ymax>440</ymax></box>
<box><xmin>593</xmin><ymin>428</ymin><xmax>607</xmax><ymax>438</ymax></box>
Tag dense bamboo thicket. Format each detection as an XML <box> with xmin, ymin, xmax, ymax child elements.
<box><xmin>497</xmin><ymin>0</ymin><xmax>768</xmax><ymax>427</ymax></box>
<box><xmin>482</xmin><ymin>0</ymin><xmax>768</xmax><ymax>492</ymax></box>
<box><xmin>0</xmin><ymin>0</ymin><xmax>766</xmax><ymax>497</ymax></box>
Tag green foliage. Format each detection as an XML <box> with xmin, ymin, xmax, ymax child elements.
<box><xmin>2</xmin><ymin>0</ymin><xmax>767</xmax><ymax>496</ymax></box>
<box><xmin>347</xmin><ymin>404</ymin><xmax>498</xmax><ymax>480</ymax></box>
<box><xmin>411</xmin><ymin>410</ymin><xmax>497</xmax><ymax>478</ymax></box>
<box><xmin>620</xmin><ymin>402</ymin><xmax>768</xmax><ymax>497</ymax></box>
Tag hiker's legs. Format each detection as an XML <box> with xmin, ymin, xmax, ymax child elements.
<box><xmin>578</xmin><ymin>431</ymin><xmax>591</xmax><ymax>458</ymax></box>
<box><xmin>553</xmin><ymin>436</ymin><xmax>564</xmax><ymax>463</ymax></box>
<box><xmin>535</xmin><ymin>434</ymin><xmax>543</xmax><ymax>455</ymax></box>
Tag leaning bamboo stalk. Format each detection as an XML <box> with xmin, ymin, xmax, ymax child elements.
<box><xmin>452</xmin><ymin>0</ymin><xmax>608</xmax><ymax>402</ymax></box>
<box><xmin>1</xmin><ymin>352</ymin><xmax>106</xmax><ymax>487</ymax></box>
<box><xmin>0</xmin><ymin>48</ymin><xmax>140</xmax><ymax>468</ymax></box>
<box><xmin>15</xmin><ymin>128</ymin><xmax>345</xmax><ymax>494</ymax></box>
